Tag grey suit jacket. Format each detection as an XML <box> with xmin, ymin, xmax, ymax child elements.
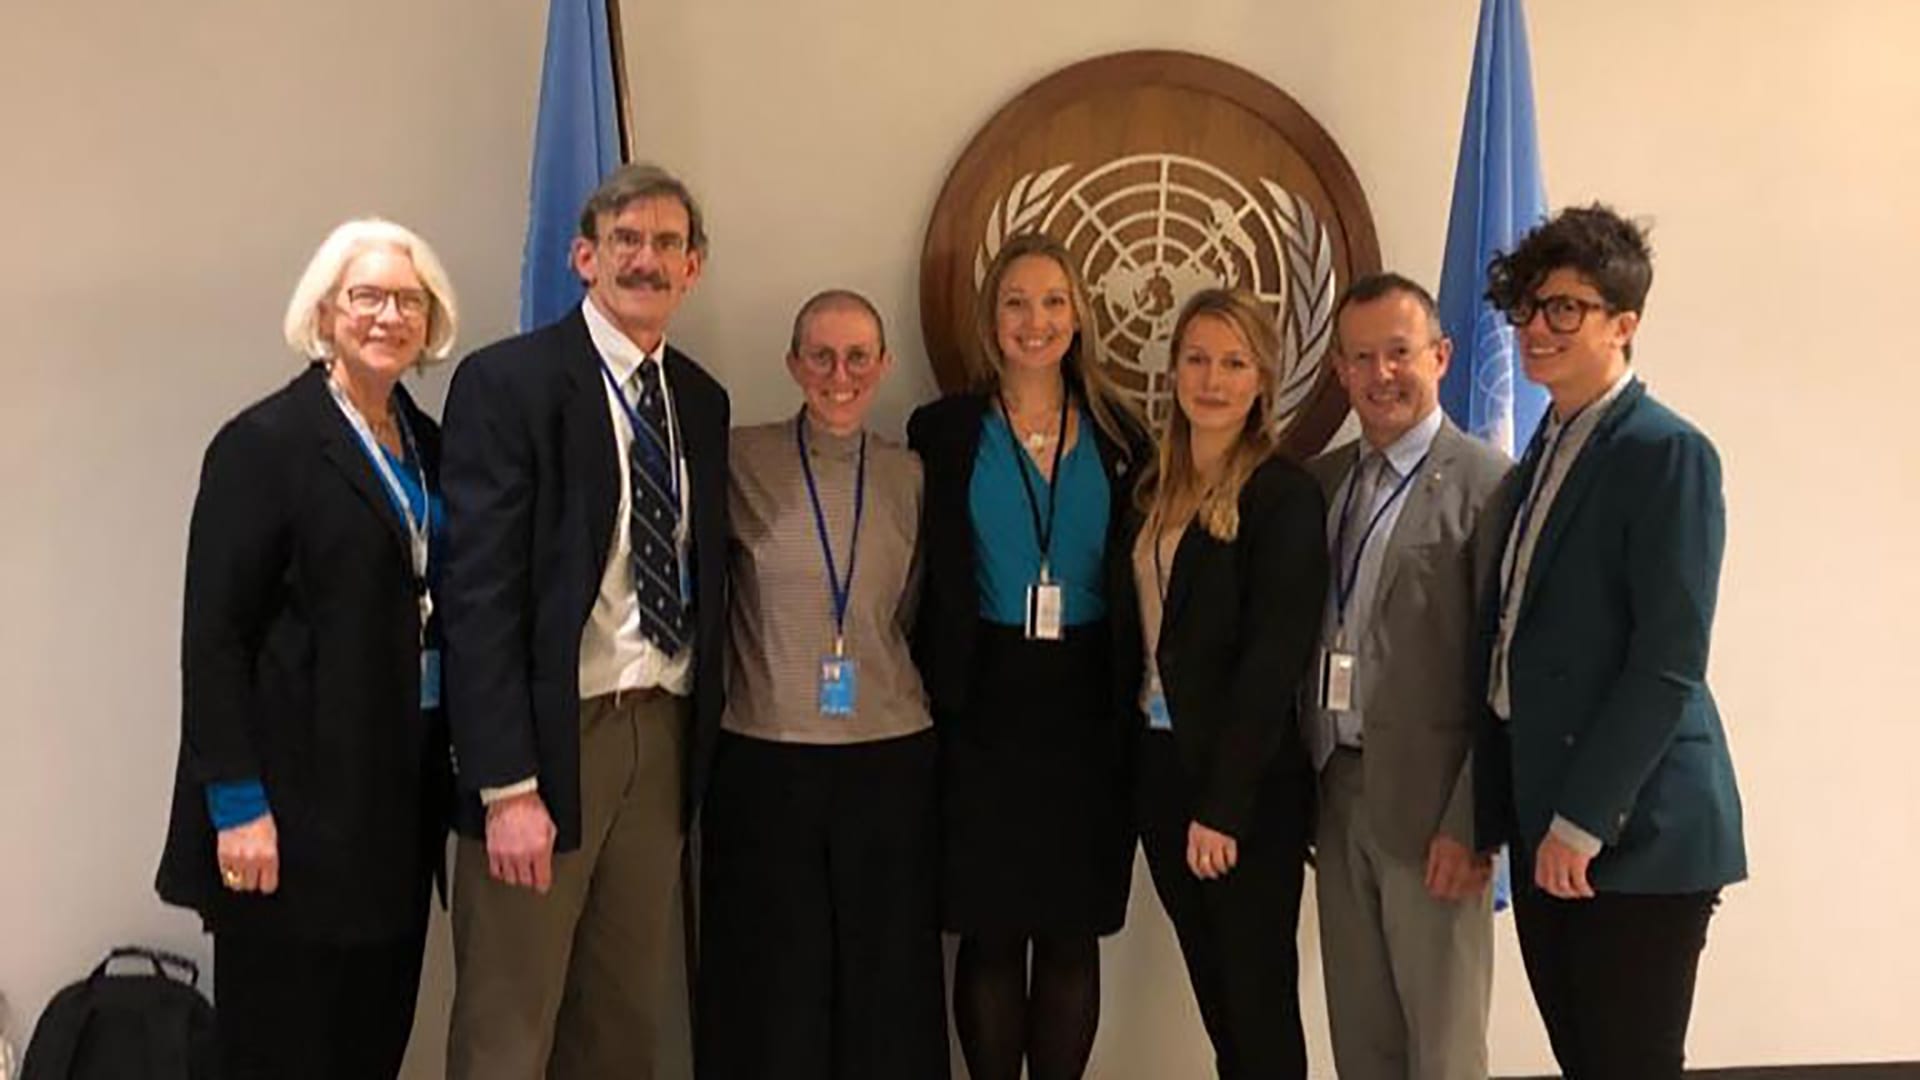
<box><xmin>1305</xmin><ymin>418</ymin><xmax>1510</xmax><ymax>861</ymax></box>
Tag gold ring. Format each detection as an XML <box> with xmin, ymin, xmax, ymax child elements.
<box><xmin>222</xmin><ymin>868</ymin><xmax>243</xmax><ymax>887</ymax></box>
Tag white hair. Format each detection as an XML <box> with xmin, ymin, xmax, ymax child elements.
<box><xmin>282</xmin><ymin>218</ymin><xmax>459</xmax><ymax>364</ymax></box>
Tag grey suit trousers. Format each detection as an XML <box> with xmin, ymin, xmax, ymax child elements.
<box><xmin>1316</xmin><ymin>749</ymin><xmax>1491</xmax><ymax>1080</ymax></box>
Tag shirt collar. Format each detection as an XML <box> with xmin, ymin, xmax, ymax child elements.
<box><xmin>581</xmin><ymin>297</ymin><xmax>666</xmax><ymax>382</ymax></box>
<box><xmin>1549</xmin><ymin>367</ymin><xmax>1637</xmax><ymax>436</ymax></box>
<box><xmin>1366</xmin><ymin>405</ymin><xmax>1444</xmax><ymax>479</ymax></box>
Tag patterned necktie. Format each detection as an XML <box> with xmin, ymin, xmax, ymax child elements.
<box><xmin>628</xmin><ymin>357</ymin><xmax>688</xmax><ymax>653</ymax></box>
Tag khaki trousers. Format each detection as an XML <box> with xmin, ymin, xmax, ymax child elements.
<box><xmin>1316</xmin><ymin>749</ymin><xmax>1491</xmax><ymax>1080</ymax></box>
<box><xmin>449</xmin><ymin>690</ymin><xmax>687</xmax><ymax>1080</ymax></box>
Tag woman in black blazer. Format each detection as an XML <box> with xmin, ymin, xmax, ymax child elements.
<box><xmin>155</xmin><ymin>219</ymin><xmax>459</xmax><ymax>1080</ymax></box>
<box><xmin>908</xmin><ymin>233</ymin><xmax>1146</xmax><ymax>1080</ymax></box>
<box><xmin>1112</xmin><ymin>289</ymin><xmax>1329</xmax><ymax>1079</ymax></box>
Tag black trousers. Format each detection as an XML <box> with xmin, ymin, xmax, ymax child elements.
<box><xmin>1137</xmin><ymin>732</ymin><xmax>1311</xmax><ymax>1080</ymax></box>
<box><xmin>1513</xmin><ymin>886</ymin><xmax>1721</xmax><ymax>1080</ymax></box>
<box><xmin>212</xmin><ymin>925</ymin><xmax>427</xmax><ymax>1080</ymax></box>
<box><xmin>695</xmin><ymin>729</ymin><xmax>948</xmax><ymax>1080</ymax></box>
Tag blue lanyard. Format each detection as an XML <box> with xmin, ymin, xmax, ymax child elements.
<box><xmin>796</xmin><ymin>415</ymin><xmax>867</xmax><ymax>653</ymax></box>
<box><xmin>327</xmin><ymin>379</ymin><xmax>432</xmax><ymax>639</ymax></box>
<box><xmin>598</xmin><ymin>359</ymin><xmax>680</xmax><ymax>502</ymax></box>
<box><xmin>1151</xmin><ymin>522</ymin><xmax>1173</xmax><ymax>604</ymax></box>
<box><xmin>1498</xmin><ymin>402</ymin><xmax>1596</xmax><ymax>612</ymax></box>
<box><xmin>1330</xmin><ymin>450</ymin><xmax>1430</xmax><ymax>624</ymax></box>
<box><xmin>995</xmin><ymin>389</ymin><xmax>1071</xmax><ymax>581</ymax></box>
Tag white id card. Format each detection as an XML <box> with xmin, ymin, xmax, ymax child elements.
<box><xmin>1025</xmin><ymin>580</ymin><xmax>1065</xmax><ymax>641</ymax></box>
<box><xmin>818</xmin><ymin>655</ymin><xmax>858</xmax><ymax>716</ymax></box>
<box><xmin>1318</xmin><ymin>649</ymin><xmax>1357</xmax><ymax>712</ymax></box>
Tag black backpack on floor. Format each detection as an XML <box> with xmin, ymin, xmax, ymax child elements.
<box><xmin>22</xmin><ymin>947</ymin><xmax>218</xmax><ymax>1080</ymax></box>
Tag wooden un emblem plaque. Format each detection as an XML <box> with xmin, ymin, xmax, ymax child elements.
<box><xmin>920</xmin><ymin>50</ymin><xmax>1381</xmax><ymax>455</ymax></box>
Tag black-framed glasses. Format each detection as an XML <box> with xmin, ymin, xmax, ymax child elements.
<box><xmin>339</xmin><ymin>285</ymin><xmax>430</xmax><ymax>320</ymax></box>
<box><xmin>1504</xmin><ymin>293</ymin><xmax>1613</xmax><ymax>333</ymax></box>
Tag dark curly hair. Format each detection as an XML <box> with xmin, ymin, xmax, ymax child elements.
<box><xmin>1485</xmin><ymin>203</ymin><xmax>1654</xmax><ymax>318</ymax></box>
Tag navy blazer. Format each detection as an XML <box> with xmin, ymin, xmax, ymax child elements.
<box><xmin>157</xmin><ymin>364</ymin><xmax>450</xmax><ymax>943</ymax></box>
<box><xmin>439</xmin><ymin>310</ymin><xmax>730</xmax><ymax>847</ymax></box>
<box><xmin>1473</xmin><ymin>378</ymin><xmax>1747</xmax><ymax>894</ymax></box>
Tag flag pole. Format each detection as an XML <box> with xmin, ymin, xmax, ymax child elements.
<box><xmin>603</xmin><ymin>0</ymin><xmax>635</xmax><ymax>165</ymax></box>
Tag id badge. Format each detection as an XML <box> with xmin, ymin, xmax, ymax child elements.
<box><xmin>1318</xmin><ymin>648</ymin><xmax>1356</xmax><ymax>712</ymax></box>
<box><xmin>1145</xmin><ymin>689</ymin><xmax>1173</xmax><ymax>731</ymax></box>
<box><xmin>1025</xmin><ymin>580</ymin><xmax>1065</xmax><ymax>641</ymax></box>
<box><xmin>818</xmin><ymin>654</ymin><xmax>858</xmax><ymax>716</ymax></box>
<box><xmin>420</xmin><ymin>648</ymin><xmax>443</xmax><ymax>710</ymax></box>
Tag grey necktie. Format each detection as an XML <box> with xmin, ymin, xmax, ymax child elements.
<box><xmin>1340</xmin><ymin>452</ymin><xmax>1390</xmax><ymax>574</ymax></box>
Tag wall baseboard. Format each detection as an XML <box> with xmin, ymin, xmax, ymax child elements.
<box><xmin>1507</xmin><ymin>1066</ymin><xmax>1918</xmax><ymax>1079</ymax></box>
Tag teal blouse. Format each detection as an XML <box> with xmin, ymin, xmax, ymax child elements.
<box><xmin>968</xmin><ymin>409</ymin><xmax>1110</xmax><ymax>627</ymax></box>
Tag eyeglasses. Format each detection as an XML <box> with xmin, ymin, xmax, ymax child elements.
<box><xmin>795</xmin><ymin>346</ymin><xmax>881</xmax><ymax>376</ymax></box>
<box><xmin>1505</xmin><ymin>293</ymin><xmax>1613</xmax><ymax>333</ymax></box>
<box><xmin>339</xmin><ymin>285</ymin><xmax>430</xmax><ymax>320</ymax></box>
<box><xmin>601</xmin><ymin>228</ymin><xmax>689</xmax><ymax>259</ymax></box>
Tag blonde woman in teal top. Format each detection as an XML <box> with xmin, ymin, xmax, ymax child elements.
<box><xmin>908</xmin><ymin>233</ymin><xmax>1147</xmax><ymax>1080</ymax></box>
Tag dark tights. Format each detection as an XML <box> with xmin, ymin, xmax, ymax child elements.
<box><xmin>953</xmin><ymin>933</ymin><xmax>1100</xmax><ymax>1080</ymax></box>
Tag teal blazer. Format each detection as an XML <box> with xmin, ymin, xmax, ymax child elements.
<box><xmin>1473</xmin><ymin>378</ymin><xmax>1747</xmax><ymax>894</ymax></box>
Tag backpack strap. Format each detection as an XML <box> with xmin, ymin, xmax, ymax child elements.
<box><xmin>111</xmin><ymin>948</ymin><xmax>204</xmax><ymax>1078</ymax></box>
<box><xmin>93</xmin><ymin>947</ymin><xmax>200</xmax><ymax>988</ymax></box>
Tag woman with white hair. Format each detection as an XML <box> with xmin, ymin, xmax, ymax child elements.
<box><xmin>155</xmin><ymin>219</ymin><xmax>459</xmax><ymax>1079</ymax></box>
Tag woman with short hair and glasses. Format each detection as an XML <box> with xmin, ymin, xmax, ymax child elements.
<box><xmin>155</xmin><ymin>219</ymin><xmax>458</xmax><ymax>1079</ymax></box>
<box><xmin>1476</xmin><ymin>203</ymin><xmax>1745</xmax><ymax>1080</ymax></box>
<box><xmin>695</xmin><ymin>290</ymin><xmax>949</xmax><ymax>1079</ymax></box>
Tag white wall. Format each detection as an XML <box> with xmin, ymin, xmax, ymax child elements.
<box><xmin>3</xmin><ymin>1</ymin><xmax>1916</xmax><ymax>1076</ymax></box>
<box><xmin>0</xmin><ymin>0</ymin><xmax>540</xmax><ymax>1069</ymax></box>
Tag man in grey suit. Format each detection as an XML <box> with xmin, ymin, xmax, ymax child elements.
<box><xmin>1304</xmin><ymin>273</ymin><xmax>1511</xmax><ymax>1080</ymax></box>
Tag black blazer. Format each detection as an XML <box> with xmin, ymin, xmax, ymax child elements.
<box><xmin>439</xmin><ymin>310</ymin><xmax>729</xmax><ymax>846</ymax></box>
<box><xmin>905</xmin><ymin>389</ymin><xmax>1146</xmax><ymax>722</ymax></box>
<box><xmin>156</xmin><ymin>364</ymin><xmax>450</xmax><ymax>943</ymax></box>
<box><xmin>1109</xmin><ymin>455</ymin><xmax>1329</xmax><ymax>838</ymax></box>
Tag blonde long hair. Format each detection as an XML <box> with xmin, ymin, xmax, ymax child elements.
<box><xmin>971</xmin><ymin>232</ymin><xmax>1140</xmax><ymax>455</ymax></box>
<box><xmin>1134</xmin><ymin>289</ymin><xmax>1283</xmax><ymax>542</ymax></box>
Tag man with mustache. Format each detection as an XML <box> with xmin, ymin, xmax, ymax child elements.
<box><xmin>440</xmin><ymin>163</ymin><xmax>730</xmax><ymax>1079</ymax></box>
<box><xmin>1305</xmin><ymin>273</ymin><xmax>1509</xmax><ymax>1080</ymax></box>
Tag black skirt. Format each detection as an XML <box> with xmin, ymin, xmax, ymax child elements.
<box><xmin>940</xmin><ymin>620</ymin><xmax>1133</xmax><ymax>937</ymax></box>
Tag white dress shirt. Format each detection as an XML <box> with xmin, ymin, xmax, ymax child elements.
<box><xmin>577</xmin><ymin>296</ymin><xmax>694</xmax><ymax>700</ymax></box>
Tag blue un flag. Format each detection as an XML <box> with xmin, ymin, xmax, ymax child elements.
<box><xmin>1436</xmin><ymin>0</ymin><xmax>1549</xmax><ymax>458</ymax></box>
<box><xmin>519</xmin><ymin>0</ymin><xmax>624</xmax><ymax>332</ymax></box>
